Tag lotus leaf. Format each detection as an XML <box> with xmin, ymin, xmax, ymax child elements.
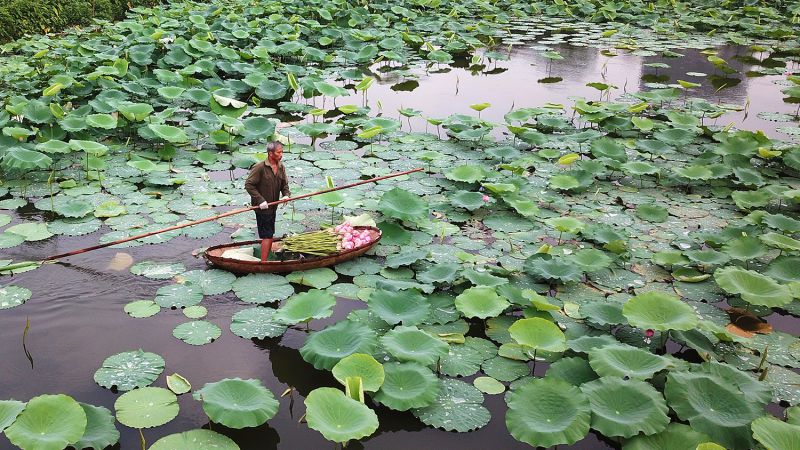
<box><xmin>380</xmin><ymin>325</ymin><xmax>449</xmax><ymax>366</ymax></box>
<box><xmin>305</xmin><ymin>387</ymin><xmax>379</xmax><ymax>444</ymax></box>
<box><xmin>665</xmin><ymin>371</ymin><xmax>761</xmax><ymax>449</ymax></box>
<box><xmin>439</xmin><ymin>337</ymin><xmax>497</xmax><ymax>377</ymax></box>
<box><xmin>93</xmin><ymin>349</ymin><xmax>164</xmax><ymax>391</ymax></box>
<box><xmin>623</xmin><ymin>423</ymin><xmax>714</xmax><ymax>450</ymax></box>
<box><xmin>0</xmin><ymin>285</ymin><xmax>31</xmax><ymax>310</ymax></box>
<box><xmin>455</xmin><ymin>286</ymin><xmax>510</xmax><ymax>319</ymax></box>
<box><xmin>473</xmin><ymin>376</ymin><xmax>505</xmax><ymax>395</ymax></box>
<box><xmin>155</xmin><ymin>284</ymin><xmax>203</xmax><ymax>308</ymax></box>
<box><xmin>5</xmin><ymin>394</ymin><xmax>87</xmax><ymax>450</ymax></box>
<box><xmin>332</xmin><ymin>353</ymin><xmax>385</xmax><ymax>392</ymax></box>
<box><xmin>173</xmin><ymin>320</ymin><xmax>221</xmax><ymax>345</ymax></box>
<box><xmin>230</xmin><ymin>307</ymin><xmax>287</xmax><ymax>339</ymax></box>
<box><xmin>524</xmin><ymin>254</ymin><xmax>583</xmax><ymax>282</ymax></box>
<box><xmin>378</xmin><ymin>188</ymin><xmax>429</xmax><ymax>224</ymax></box>
<box><xmin>193</xmin><ymin>378</ymin><xmax>278</xmax><ymax>428</ymax></box>
<box><xmin>462</xmin><ymin>268</ymin><xmax>508</xmax><ymax>287</ymax></box>
<box><xmin>130</xmin><ymin>261</ymin><xmax>185</xmax><ymax>279</ymax></box>
<box><xmin>124</xmin><ymin>300</ymin><xmax>160</xmax><ymax>318</ymax></box>
<box><xmin>622</xmin><ymin>291</ymin><xmax>699</xmax><ymax>331</ymax></box>
<box><xmin>6</xmin><ymin>222</ymin><xmax>53</xmax><ymax>241</ymax></box>
<box><xmin>760</xmin><ymin>232</ymin><xmax>800</xmax><ymax>252</ymax></box>
<box><xmin>73</xmin><ymin>403</ymin><xmax>119</xmax><ymax>450</ymax></box>
<box><xmin>505</xmin><ymin>377</ymin><xmax>590</xmax><ymax>448</ymax></box>
<box><xmin>286</xmin><ymin>268</ymin><xmax>338</xmax><ymax>289</ymax></box>
<box><xmin>412</xmin><ymin>378</ymin><xmax>490</xmax><ymax>432</ymax></box>
<box><xmin>166</xmin><ymin>373</ymin><xmax>191</xmax><ymax>395</ymax></box>
<box><xmin>416</xmin><ymin>263</ymin><xmax>460</xmax><ymax>284</ymax></box>
<box><xmin>385</xmin><ymin>248</ymin><xmax>428</xmax><ymax>268</ymax></box>
<box><xmin>714</xmin><ymin>266</ymin><xmax>792</xmax><ymax>307</ymax></box>
<box><xmin>508</xmin><ymin>317</ymin><xmax>567</xmax><ymax>352</ymax></box>
<box><xmin>300</xmin><ymin>320</ymin><xmax>377</xmax><ymax>370</ymax></box>
<box><xmin>115</xmin><ymin>387</ymin><xmax>179</xmax><ymax>429</ymax></box>
<box><xmin>276</xmin><ymin>289</ymin><xmax>336</xmax><ymax>324</ymax></box>
<box><xmin>481</xmin><ymin>355</ymin><xmax>530</xmax><ymax>382</ymax></box>
<box><xmin>1</xmin><ymin>148</ymin><xmax>52</xmax><ymax>171</ymax></box>
<box><xmin>588</xmin><ymin>344</ymin><xmax>671</xmax><ymax>380</ymax></box>
<box><xmin>545</xmin><ymin>356</ymin><xmax>598</xmax><ymax>385</ymax></box>
<box><xmin>368</xmin><ymin>288</ymin><xmax>429</xmax><ymax>325</ymax></box>
<box><xmin>580</xmin><ymin>377</ymin><xmax>669</xmax><ymax>438</ymax></box>
<box><xmin>0</xmin><ymin>400</ymin><xmax>24</xmax><ymax>432</ymax></box>
<box><xmin>150</xmin><ymin>429</ymin><xmax>239</xmax><ymax>450</ymax></box>
<box><xmin>233</xmin><ymin>273</ymin><xmax>294</xmax><ymax>304</ymax></box>
<box><xmin>751</xmin><ymin>416</ymin><xmax>800</xmax><ymax>450</ymax></box>
<box><xmin>374</xmin><ymin>362</ymin><xmax>440</xmax><ymax>411</ymax></box>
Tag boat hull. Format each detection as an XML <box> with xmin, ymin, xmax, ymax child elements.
<box><xmin>203</xmin><ymin>226</ymin><xmax>381</xmax><ymax>274</ymax></box>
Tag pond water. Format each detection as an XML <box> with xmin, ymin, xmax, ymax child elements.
<box><xmin>1</xmin><ymin>33</ymin><xmax>798</xmax><ymax>450</ymax></box>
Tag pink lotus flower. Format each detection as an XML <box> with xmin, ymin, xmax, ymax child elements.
<box><xmin>644</xmin><ymin>329</ymin><xmax>655</xmax><ymax>338</ymax></box>
<box><xmin>482</xmin><ymin>194</ymin><xmax>490</xmax><ymax>202</ymax></box>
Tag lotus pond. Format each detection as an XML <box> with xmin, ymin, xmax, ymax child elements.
<box><xmin>1</xmin><ymin>0</ymin><xmax>800</xmax><ymax>449</ymax></box>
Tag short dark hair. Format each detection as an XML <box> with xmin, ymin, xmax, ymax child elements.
<box><xmin>266</xmin><ymin>141</ymin><xmax>283</xmax><ymax>153</ymax></box>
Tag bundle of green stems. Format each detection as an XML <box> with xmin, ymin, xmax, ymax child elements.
<box><xmin>280</xmin><ymin>229</ymin><xmax>339</xmax><ymax>256</ymax></box>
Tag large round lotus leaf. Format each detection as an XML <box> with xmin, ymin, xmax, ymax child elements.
<box><xmin>455</xmin><ymin>286</ymin><xmax>510</xmax><ymax>319</ymax></box>
<box><xmin>378</xmin><ymin>188</ymin><xmax>429</xmax><ymax>224</ymax></box>
<box><xmin>148</xmin><ymin>124</ymin><xmax>188</xmax><ymax>143</ymax></box>
<box><xmin>588</xmin><ymin>345</ymin><xmax>671</xmax><ymax>380</ymax></box>
<box><xmin>412</xmin><ymin>378</ymin><xmax>490</xmax><ymax>432</ymax></box>
<box><xmin>6</xmin><ymin>222</ymin><xmax>53</xmax><ymax>241</ymax></box>
<box><xmin>545</xmin><ymin>216</ymin><xmax>586</xmax><ymax>233</ymax></box>
<box><xmin>275</xmin><ymin>289</ymin><xmax>336</xmax><ymax>325</ymax></box>
<box><xmin>53</xmin><ymin>199</ymin><xmax>94</xmax><ymax>218</ymax></box>
<box><xmin>440</xmin><ymin>337</ymin><xmax>497</xmax><ymax>377</ymax></box>
<box><xmin>0</xmin><ymin>231</ymin><xmax>25</xmax><ymax>249</ymax></box>
<box><xmin>481</xmin><ymin>355</ymin><xmax>530</xmax><ymax>382</ymax></box>
<box><xmin>714</xmin><ymin>266</ymin><xmax>792</xmax><ymax>307</ymax></box>
<box><xmin>230</xmin><ymin>307</ymin><xmax>287</xmax><ymax>339</ymax></box>
<box><xmin>461</xmin><ymin>268</ymin><xmax>508</xmax><ymax>287</ymax></box>
<box><xmin>0</xmin><ymin>400</ymin><xmax>24</xmax><ymax>432</ymax></box>
<box><xmin>760</xmin><ymin>232</ymin><xmax>800</xmax><ymax>252</ymax></box>
<box><xmin>545</xmin><ymin>356</ymin><xmax>598</xmax><ymax>386</ymax></box>
<box><xmin>549</xmin><ymin>174</ymin><xmax>581</xmax><ymax>191</ymax></box>
<box><xmin>722</xmin><ymin>236</ymin><xmax>767</xmax><ymax>260</ymax></box>
<box><xmin>233</xmin><ymin>273</ymin><xmax>294</xmax><ymax>304</ymax></box>
<box><xmin>635</xmin><ymin>204</ymin><xmax>669</xmax><ymax>222</ymax></box>
<box><xmin>0</xmin><ymin>285</ymin><xmax>31</xmax><ymax>310</ymax></box>
<box><xmin>380</xmin><ymin>325</ymin><xmax>449</xmax><ymax>366</ymax></box>
<box><xmin>286</xmin><ymin>268</ymin><xmax>338</xmax><ymax>289</ymax></box>
<box><xmin>177</xmin><ymin>269</ymin><xmax>236</xmax><ymax>295</ymax></box>
<box><xmin>580</xmin><ymin>377</ymin><xmax>669</xmax><ymax>438</ymax></box>
<box><xmin>173</xmin><ymin>320</ymin><xmax>221</xmax><ymax>345</ymax></box>
<box><xmin>73</xmin><ymin>403</ymin><xmax>119</xmax><ymax>450</ymax></box>
<box><xmin>374</xmin><ymin>362</ymin><xmax>440</xmax><ymax>411</ymax></box>
<box><xmin>416</xmin><ymin>263</ymin><xmax>460</xmax><ymax>284</ymax></box>
<box><xmin>5</xmin><ymin>394</ymin><xmax>87</xmax><ymax>450</ymax></box>
<box><xmin>183</xmin><ymin>305</ymin><xmax>207</xmax><ymax>319</ymax></box>
<box><xmin>150</xmin><ymin>429</ymin><xmax>239</xmax><ymax>450</ymax></box>
<box><xmin>131</xmin><ymin>261</ymin><xmax>186</xmax><ymax>280</ymax></box>
<box><xmin>765</xmin><ymin>256</ymin><xmax>800</xmax><ymax>283</ymax></box>
<box><xmin>693</xmin><ymin>361</ymin><xmax>772</xmax><ymax>404</ymax></box>
<box><xmin>368</xmin><ymin>288</ymin><xmax>429</xmax><ymax>325</ymax></box>
<box><xmin>567</xmin><ymin>334</ymin><xmax>621</xmax><ymax>353</ymax></box>
<box><xmin>193</xmin><ymin>378</ymin><xmax>278</xmax><ymax>429</ymax></box>
<box><xmin>508</xmin><ymin>317</ymin><xmax>567</xmax><ymax>352</ymax></box>
<box><xmin>623</xmin><ymin>423</ymin><xmax>713</xmax><ymax>450</ymax></box>
<box><xmin>622</xmin><ymin>291</ymin><xmax>699</xmax><ymax>331</ymax></box>
<box><xmin>505</xmin><ymin>377</ymin><xmax>590</xmax><ymax>448</ymax></box>
<box><xmin>385</xmin><ymin>248</ymin><xmax>428</xmax><ymax>268</ymax></box>
<box><xmin>155</xmin><ymin>284</ymin><xmax>203</xmax><ymax>308</ymax></box>
<box><xmin>684</xmin><ymin>249</ymin><xmax>730</xmax><ymax>266</ymax></box>
<box><xmin>581</xmin><ymin>301</ymin><xmax>625</xmax><ymax>326</ymax></box>
<box><xmin>332</xmin><ymin>353</ymin><xmax>385</xmax><ymax>392</ymax></box>
<box><xmin>93</xmin><ymin>349</ymin><xmax>165</xmax><ymax>391</ymax></box>
<box><xmin>300</xmin><ymin>321</ymin><xmax>377</xmax><ymax>370</ymax></box>
<box><xmin>524</xmin><ymin>254</ymin><xmax>583</xmax><ymax>283</ymax></box>
<box><xmin>665</xmin><ymin>371</ymin><xmax>762</xmax><ymax>449</ymax></box>
<box><xmin>115</xmin><ymin>387</ymin><xmax>179</xmax><ymax>429</ymax></box>
<box><xmin>425</xmin><ymin>292</ymin><xmax>460</xmax><ymax>324</ymax></box>
<box><xmin>570</xmin><ymin>249</ymin><xmax>613</xmax><ymax>272</ymax></box>
<box><xmin>124</xmin><ymin>300</ymin><xmax>160</xmax><ymax>318</ymax></box>
<box><xmin>450</xmin><ymin>190</ymin><xmax>489</xmax><ymax>210</ymax></box>
<box><xmin>444</xmin><ymin>165</ymin><xmax>486</xmax><ymax>183</ymax></box>
<box><xmin>305</xmin><ymin>387</ymin><xmax>379</xmax><ymax>444</ymax></box>
<box><xmin>751</xmin><ymin>416</ymin><xmax>800</xmax><ymax>450</ymax></box>
<box><xmin>333</xmin><ymin>258</ymin><xmax>381</xmax><ymax>276</ymax></box>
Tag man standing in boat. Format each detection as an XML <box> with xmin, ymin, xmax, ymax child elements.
<box><xmin>245</xmin><ymin>141</ymin><xmax>290</xmax><ymax>261</ymax></box>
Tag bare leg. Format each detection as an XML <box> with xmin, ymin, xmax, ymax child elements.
<box><xmin>261</xmin><ymin>238</ymin><xmax>273</xmax><ymax>262</ymax></box>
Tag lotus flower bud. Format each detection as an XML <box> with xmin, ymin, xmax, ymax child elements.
<box><xmin>344</xmin><ymin>241</ymin><xmax>354</xmax><ymax>250</ymax></box>
<box><xmin>354</xmin><ymin>238</ymin><xmax>363</xmax><ymax>246</ymax></box>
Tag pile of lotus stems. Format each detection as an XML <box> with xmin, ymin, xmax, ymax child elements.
<box><xmin>280</xmin><ymin>229</ymin><xmax>339</xmax><ymax>256</ymax></box>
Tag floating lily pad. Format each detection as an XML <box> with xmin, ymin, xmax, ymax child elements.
<box><xmin>455</xmin><ymin>286</ymin><xmax>510</xmax><ymax>319</ymax></box>
<box><xmin>0</xmin><ymin>400</ymin><xmax>24</xmax><ymax>432</ymax></box>
<box><xmin>305</xmin><ymin>387</ymin><xmax>379</xmax><ymax>444</ymax></box>
<box><xmin>580</xmin><ymin>377</ymin><xmax>669</xmax><ymax>438</ymax></box>
<box><xmin>374</xmin><ymin>362</ymin><xmax>440</xmax><ymax>411</ymax></box>
<box><xmin>233</xmin><ymin>273</ymin><xmax>294</xmax><ymax>304</ymax></box>
<box><xmin>173</xmin><ymin>321</ymin><xmax>221</xmax><ymax>346</ymax></box>
<box><xmin>623</xmin><ymin>423</ymin><xmax>713</xmax><ymax>450</ymax></box>
<box><xmin>0</xmin><ymin>285</ymin><xmax>31</xmax><ymax>310</ymax></box>
<box><xmin>751</xmin><ymin>415</ymin><xmax>800</xmax><ymax>450</ymax></box>
<box><xmin>412</xmin><ymin>378</ymin><xmax>490</xmax><ymax>432</ymax></box>
<box><xmin>505</xmin><ymin>377</ymin><xmax>590</xmax><ymax>448</ymax></box>
<box><xmin>230</xmin><ymin>307</ymin><xmax>287</xmax><ymax>339</ymax></box>
<box><xmin>368</xmin><ymin>288</ymin><xmax>429</xmax><ymax>326</ymax></box>
<box><xmin>183</xmin><ymin>305</ymin><xmax>207</xmax><ymax>319</ymax></box>
<box><xmin>508</xmin><ymin>317</ymin><xmax>567</xmax><ymax>352</ymax></box>
<box><xmin>481</xmin><ymin>355</ymin><xmax>530</xmax><ymax>382</ymax></box>
<box><xmin>300</xmin><ymin>320</ymin><xmax>377</xmax><ymax>370</ymax></box>
<box><xmin>155</xmin><ymin>284</ymin><xmax>203</xmax><ymax>309</ymax></box>
<box><xmin>276</xmin><ymin>289</ymin><xmax>336</xmax><ymax>324</ymax></box>
<box><xmin>286</xmin><ymin>268</ymin><xmax>338</xmax><ymax>289</ymax></box>
<box><xmin>193</xmin><ymin>378</ymin><xmax>278</xmax><ymax>428</ymax></box>
<box><xmin>73</xmin><ymin>403</ymin><xmax>119</xmax><ymax>450</ymax></box>
<box><xmin>381</xmin><ymin>325</ymin><xmax>449</xmax><ymax>366</ymax></box>
<box><xmin>622</xmin><ymin>291</ymin><xmax>699</xmax><ymax>331</ymax></box>
<box><xmin>93</xmin><ymin>349</ymin><xmax>164</xmax><ymax>391</ymax></box>
<box><xmin>440</xmin><ymin>337</ymin><xmax>497</xmax><ymax>377</ymax></box>
<box><xmin>177</xmin><ymin>269</ymin><xmax>236</xmax><ymax>295</ymax></box>
<box><xmin>545</xmin><ymin>356</ymin><xmax>598</xmax><ymax>385</ymax></box>
<box><xmin>714</xmin><ymin>266</ymin><xmax>792</xmax><ymax>307</ymax></box>
<box><xmin>378</xmin><ymin>188</ymin><xmax>429</xmax><ymax>224</ymax></box>
<box><xmin>5</xmin><ymin>394</ymin><xmax>87</xmax><ymax>450</ymax></box>
<box><xmin>588</xmin><ymin>344</ymin><xmax>671</xmax><ymax>380</ymax></box>
<box><xmin>124</xmin><ymin>300</ymin><xmax>160</xmax><ymax>318</ymax></box>
<box><xmin>115</xmin><ymin>387</ymin><xmax>179</xmax><ymax>429</ymax></box>
<box><xmin>474</xmin><ymin>376</ymin><xmax>505</xmax><ymax>395</ymax></box>
<box><xmin>150</xmin><ymin>429</ymin><xmax>239</xmax><ymax>450</ymax></box>
<box><xmin>166</xmin><ymin>373</ymin><xmax>191</xmax><ymax>395</ymax></box>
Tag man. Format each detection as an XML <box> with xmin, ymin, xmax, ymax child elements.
<box><xmin>245</xmin><ymin>141</ymin><xmax>290</xmax><ymax>261</ymax></box>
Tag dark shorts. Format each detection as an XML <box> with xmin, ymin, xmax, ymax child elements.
<box><xmin>255</xmin><ymin>209</ymin><xmax>277</xmax><ymax>239</ymax></box>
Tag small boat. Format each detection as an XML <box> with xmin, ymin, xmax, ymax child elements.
<box><xmin>203</xmin><ymin>226</ymin><xmax>382</xmax><ymax>274</ymax></box>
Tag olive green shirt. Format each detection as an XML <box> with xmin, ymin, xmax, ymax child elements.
<box><xmin>245</xmin><ymin>161</ymin><xmax>290</xmax><ymax>210</ymax></box>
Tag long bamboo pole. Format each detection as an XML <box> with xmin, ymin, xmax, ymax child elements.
<box><xmin>42</xmin><ymin>167</ymin><xmax>423</xmax><ymax>261</ymax></box>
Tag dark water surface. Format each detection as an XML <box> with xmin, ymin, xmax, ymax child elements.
<box><xmin>1</xmin><ymin>43</ymin><xmax>798</xmax><ymax>449</ymax></box>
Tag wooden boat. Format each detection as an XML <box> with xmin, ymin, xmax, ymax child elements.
<box><xmin>203</xmin><ymin>226</ymin><xmax>382</xmax><ymax>274</ymax></box>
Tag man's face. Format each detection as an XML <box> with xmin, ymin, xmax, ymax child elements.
<box><xmin>269</xmin><ymin>145</ymin><xmax>283</xmax><ymax>163</ymax></box>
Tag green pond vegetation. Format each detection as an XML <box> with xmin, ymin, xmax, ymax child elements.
<box><xmin>0</xmin><ymin>0</ymin><xmax>800</xmax><ymax>448</ymax></box>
